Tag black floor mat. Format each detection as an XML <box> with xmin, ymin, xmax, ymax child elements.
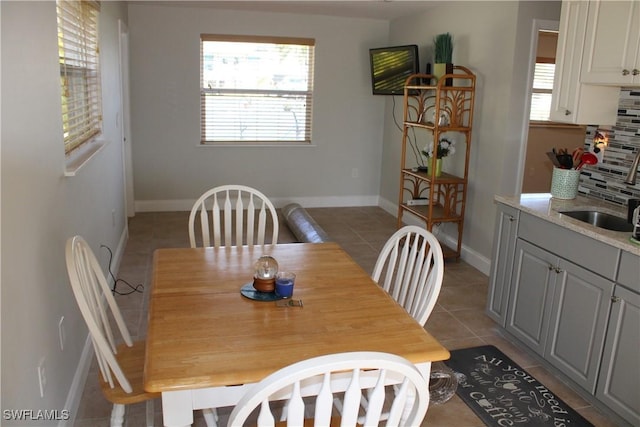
<box><xmin>444</xmin><ymin>345</ymin><xmax>594</xmax><ymax>426</ymax></box>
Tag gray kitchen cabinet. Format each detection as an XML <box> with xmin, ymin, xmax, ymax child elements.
<box><xmin>486</xmin><ymin>203</ymin><xmax>519</xmax><ymax>325</ymax></box>
<box><xmin>551</xmin><ymin>0</ymin><xmax>620</xmax><ymax>125</ymax></box>
<box><xmin>506</xmin><ymin>239</ymin><xmax>556</xmax><ymax>356</ymax></box>
<box><xmin>595</xmin><ymin>250</ymin><xmax>640</xmax><ymax>427</ymax></box>
<box><xmin>617</xmin><ymin>250</ymin><xmax>640</xmax><ymax>293</ymax></box>
<box><xmin>581</xmin><ymin>0</ymin><xmax>640</xmax><ymax>86</ymax></box>
<box><xmin>507</xmin><ymin>213</ymin><xmax>615</xmax><ymax>391</ymax></box>
<box><xmin>490</xmin><ymin>200</ymin><xmax>638</xmax><ymax>425</ymax></box>
<box><xmin>545</xmin><ymin>258</ymin><xmax>613</xmax><ymax>393</ymax></box>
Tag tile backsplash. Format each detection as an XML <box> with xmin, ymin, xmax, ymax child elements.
<box><xmin>580</xmin><ymin>88</ymin><xmax>640</xmax><ymax>207</ymax></box>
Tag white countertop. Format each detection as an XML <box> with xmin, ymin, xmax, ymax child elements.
<box><xmin>495</xmin><ymin>193</ymin><xmax>640</xmax><ymax>256</ymax></box>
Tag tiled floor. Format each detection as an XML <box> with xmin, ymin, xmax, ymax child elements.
<box><xmin>73</xmin><ymin>206</ymin><xmax>615</xmax><ymax>427</ymax></box>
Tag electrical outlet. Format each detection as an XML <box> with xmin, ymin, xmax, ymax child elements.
<box><xmin>58</xmin><ymin>317</ymin><xmax>65</xmax><ymax>351</ymax></box>
<box><xmin>37</xmin><ymin>358</ymin><xmax>46</xmax><ymax>398</ymax></box>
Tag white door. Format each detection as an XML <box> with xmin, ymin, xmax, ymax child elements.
<box><xmin>119</xmin><ymin>19</ymin><xmax>135</xmax><ymax>217</ymax></box>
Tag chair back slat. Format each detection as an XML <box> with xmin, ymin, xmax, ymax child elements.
<box><xmin>372</xmin><ymin>226</ymin><xmax>444</xmax><ymax>326</ymax></box>
<box><xmin>257</xmin><ymin>400</ymin><xmax>275</xmax><ymax>426</ymax></box>
<box><xmin>65</xmin><ymin>236</ymin><xmax>133</xmax><ymax>393</ymax></box>
<box><xmin>227</xmin><ymin>352</ymin><xmax>429</xmax><ymax>427</ymax></box>
<box><xmin>244</xmin><ymin>193</ymin><xmax>254</xmax><ymax>245</ymax></box>
<box><xmin>211</xmin><ymin>195</ymin><xmax>221</xmax><ymax>247</ymax></box>
<box><xmin>189</xmin><ymin>185</ymin><xmax>279</xmax><ymax>248</ymax></box>
<box><xmin>223</xmin><ymin>190</ymin><xmax>233</xmax><ymax>245</ymax></box>
<box><xmin>200</xmin><ymin>201</ymin><xmax>211</xmax><ymax>247</ymax></box>
<box><xmin>314</xmin><ymin>373</ymin><xmax>333</xmax><ymax>426</ymax></box>
<box><xmin>362</xmin><ymin>368</ymin><xmax>387</xmax><ymax>425</ymax></box>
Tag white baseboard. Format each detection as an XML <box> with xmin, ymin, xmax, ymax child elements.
<box><xmin>378</xmin><ymin>197</ymin><xmax>491</xmax><ymax>276</ymax></box>
<box><xmin>135</xmin><ymin>195</ymin><xmax>381</xmax><ymax>212</ymax></box>
<box><xmin>60</xmin><ymin>226</ymin><xmax>128</xmax><ymax>427</ymax></box>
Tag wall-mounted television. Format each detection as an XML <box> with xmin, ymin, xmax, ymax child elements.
<box><xmin>369</xmin><ymin>44</ymin><xmax>419</xmax><ymax>95</ymax></box>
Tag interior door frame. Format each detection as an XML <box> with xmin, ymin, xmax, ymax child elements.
<box><xmin>517</xmin><ymin>18</ymin><xmax>560</xmax><ymax>195</ymax></box>
<box><xmin>118</xmin><ymin>19</ymin><xmax>135</xmax><ymax>217</ymax></box>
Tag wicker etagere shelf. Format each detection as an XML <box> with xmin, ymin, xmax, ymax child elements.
<box><xmin>397</xmin><ymin>66</ymin><xmax>476</xmax><ymax>259</ymax></box>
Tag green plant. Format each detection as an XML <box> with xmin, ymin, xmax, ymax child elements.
<box><xmin>433</xmin><ymin>33</ymin><xmax>453</xmax><ymax>63</ymax></box>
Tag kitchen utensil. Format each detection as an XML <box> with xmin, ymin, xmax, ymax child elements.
<box><xmin>572</xmin><ymin>147</ymin><xmax>584</xmax><ymax>167</ymax></box>
<box><xmin>575</xmin><ymin>152</ymin><xmax>598</xmax><ymax>170</ymax></box>
<box><xmin>547</xmin><ymin>152</ymin><xmax>562</xmax><ymax>168</ymax></box>
<box><xmin>558</xmin><ymin>154</ymin><xmax>574</xmax><ymax>169</ymax></box>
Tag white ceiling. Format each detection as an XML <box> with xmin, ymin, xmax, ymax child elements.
<box><xmin>136</xmin><ymin>1</ymin><xmax>443</xmax><ymax>21</ymax></box>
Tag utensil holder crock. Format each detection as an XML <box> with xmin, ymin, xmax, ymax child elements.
<box><xmin>550</xmin><ymin>167</ymin><xmax>579</xmax><ymax>199</ymax></box>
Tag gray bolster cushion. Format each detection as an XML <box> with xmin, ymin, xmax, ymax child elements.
<box><xmin>282</xmin><ymin>203</ymin><xmax>331</xmax><ymax>243</ymax></box>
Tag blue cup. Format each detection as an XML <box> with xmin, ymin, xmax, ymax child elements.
<box><xmin>275</xmin><ymin>271</ymin><xmax>296</xmax><ymax>298</ymax></box>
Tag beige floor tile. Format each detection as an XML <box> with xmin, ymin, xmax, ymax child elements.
<box><xmin>425</xmin><ymin>310</ymin><xmax>476</xmax><ymax>342</ymax></box>
<box><xmin>438</xmin><ymin>282</ymin><xmax>489</xmax><ymax>312</ymax></box>
<box><xmin>453</xmin><ymin>309</ymin><xmax>503</xmax><ymax>337</ymax></box>
<box><xmin>422</xmin><ymin>395</ymin><xmax>485</xmax><ymax>427</ymax></box>
<box><xmin>439</xmin><ymin>337</ymin><xmax>488</xmax><ymax>352</ymax></box>
<box><xmin>576</xmin><ymin>405</ymin><xmax>621</xmax><ymax>427</ymax></box>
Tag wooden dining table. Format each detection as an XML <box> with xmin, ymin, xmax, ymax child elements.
<box><xmin>144</xmin><ymin>242</ymin><xmax>449</xmax><ymax>427</ymax></box>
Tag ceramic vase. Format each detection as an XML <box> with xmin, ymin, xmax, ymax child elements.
<box><xmin>428</xmin><ymin>158</ymin><xmax>442</xmax><ymax>177</ymax></box>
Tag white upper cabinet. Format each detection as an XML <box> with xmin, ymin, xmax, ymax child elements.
<box><xmin>550</xmin><ymin>0</ymin><xmax>619</xmax><ymax>124</ymax></box>
<box><xmin>582</xmin><ymin>0</ymin><xmax>640</xmax><ymax>85</ymax></box>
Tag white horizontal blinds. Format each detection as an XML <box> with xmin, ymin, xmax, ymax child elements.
<box><xmin>57</xmin><ymin>0</ymin><xmax>102</xmax><ymax>154</ymax></box>
<box><xmin>201</xmin><ymin>34</ymin><xmax>315</xmax><ymax>144</ymax></box>
<box><xmin>530</xmin><ymin>62</ymin><xmax>555</xmax><ymax>121</ymax></box>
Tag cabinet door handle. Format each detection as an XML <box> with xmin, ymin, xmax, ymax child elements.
<box><xmin>633</xmin><ymin>69</ymin><xmax>639</xmax><ymax>76</ymax></box>
<box><xmin>564</xmin><ymin>109</ymin><xmax>571</xmax><ymax>116</ymax></box>
<box><xmin>548</xmin><ymin>264</ymin><xmax>555</xmax><ymax>271</ymax></box>
<box><xmin>507</xmin><ymin>215</ymin><xmax>515</xmax><ymax>222</ymax></box>
<box><xmin>554</xmin><ymin>267</ymin><xmax>563</xmax><ymax>274</ymax></box>
<box><xmin>611</xmin><ymin>296</ymin><xmax>621</xmax><ymax>303</ymax></box>
<box><xmin>623</xmin><ymin>69</ymin><xmax>630</xmax><ymax>76</ymax></box>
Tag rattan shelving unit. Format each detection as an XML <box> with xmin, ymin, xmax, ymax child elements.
<box><xmin>397</xmin><ymin>66</ymin><xmax>476</xmax><ymax>259</ymax></box>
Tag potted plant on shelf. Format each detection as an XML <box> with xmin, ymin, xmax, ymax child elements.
<box><xmin>421</xmin><ymin>137</ymin><xmax>455</xmax><ymax>177</ymax></box>
<box><xmin>433</xmin><ymin>32</ymin><xmax>453</xmax><ymax>85</ymax></box>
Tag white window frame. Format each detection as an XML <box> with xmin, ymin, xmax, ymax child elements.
<box><xmin>200</xmin><ymin>34</ymin><xmax>315</xmax><ymax>146</ymax></box>
<box><xmin>529</xmin><ymin>60</ymin><xmax>555</xmax><ymax>122</ymax></box>
<box><xmin>57</xmin><ymin>0</ymin><xmax>102</xmax><ymax>157</ymax></box>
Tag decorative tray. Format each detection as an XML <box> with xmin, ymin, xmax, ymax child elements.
<box><xmin>240</xmin><ymin>283</ymin><xmax>282</xmax><ymax>302</ymax></box>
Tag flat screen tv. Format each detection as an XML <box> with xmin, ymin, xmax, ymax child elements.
<box><xmin>369</xmin><ymin>44</ymin><xmax>419</xmax><ymax>95</ymax></box>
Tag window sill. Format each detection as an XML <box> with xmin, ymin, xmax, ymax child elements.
<box><xmin>64</xmin><ymin>139</ymin><xmax>109</xmax><ymax>177</ymax></box>
<box><xmin>529</xmin><ymin>121</ymin><xmax>586</xmax><ymax>130</ymax></box>
<box><xmin>199</xmin><ymin>141</ymin><xmax>314</xmax><ymax>147</ymax></box>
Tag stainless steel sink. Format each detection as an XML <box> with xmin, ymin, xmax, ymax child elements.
<box><xmin>559</xmin><ymin>210</ymin><xmax>633</xmax><ymax>232</ymax></box>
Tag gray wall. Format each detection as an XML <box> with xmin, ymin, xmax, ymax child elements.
<box><xmin>128</xmin><ymin>3</ymin><xmax>390</xmax><ymax>210</ymax></box>
<box><xmin>1</xmin><ymin>1</ymin><xmax>129</xmax><ymax>423</ymax></box>
<box><xmin>379</xmin><ymin>1</ymin><xmax>562</xmax><ymax>268</ymax></box>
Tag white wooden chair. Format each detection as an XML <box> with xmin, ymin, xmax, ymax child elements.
<box><xmin>372</xmin><ymin>225</ymin><xmax>444</xmax><ymax>326</ymax></box>
<box><xmin>189</xmin><ymin>185</ymin><xmax>279</xmax><ymax>248</ymax></box>
<box><xmin>66</xmin><ymin>236</ymin><xmax>218</xmax><ymax>427</ymax></box>
<box><xmin>226</xmin><ymin>352</ymin><xmax>430</xmax><ymax>427</ymax></box>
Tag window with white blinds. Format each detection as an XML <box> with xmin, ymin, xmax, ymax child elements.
<box><xmin>57</xmin><ymin>0</ymin><xmax>102</xmax><ymax>155</ymax></box>
<box><xmin>200</xmin><ymin>35</ymin><xmax>315</xmax><ymax>145</ymax></box>
<box><xmin>529</xmin><ymin>62</ymin><xmax>555</xmax><ymax>122</ymax></box>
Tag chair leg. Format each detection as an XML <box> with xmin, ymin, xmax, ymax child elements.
<box><xmin>146</xmin><ymin>399</ymin><xmax>155</xmax><ymax>427</ymax></box>
<box><xmin>110</xmin><ymin>403</ymin><xmax>125</xmax><ymax>427</ymax></box>
<box><xmin>202</xmin><ymin>408</ymin><xmax>218</xmax><ymax>427</ymax></box>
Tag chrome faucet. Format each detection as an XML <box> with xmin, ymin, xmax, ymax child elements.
<box><xmin>624</xmin><ymin>150</ymin><xmax>640</xmax><ymax>185</ymax></box>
